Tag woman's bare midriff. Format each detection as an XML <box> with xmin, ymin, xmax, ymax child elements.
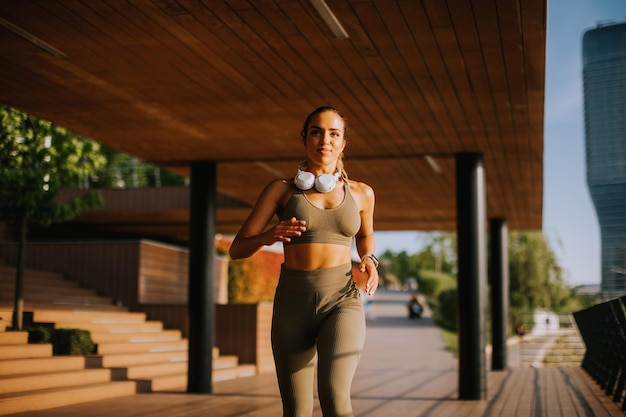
<box><xmin>283</xmin><ymin>243</ymin><xmax>353</xmax><ymax>270</ymax></box>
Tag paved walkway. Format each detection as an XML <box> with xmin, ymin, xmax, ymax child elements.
<box><xmin>10</xmin><ymin>289</ymin><xmax>625</xmax><ymax>416</ymax></box>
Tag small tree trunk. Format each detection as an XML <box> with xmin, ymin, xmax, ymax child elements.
<box><xmin>12</xmin><ymin>213</ymin><xmax>27</xmax><ymax>330</ymax></box>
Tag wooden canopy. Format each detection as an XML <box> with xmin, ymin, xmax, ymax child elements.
<box><xmin>0</xmin><ymin>0</ymin><xmax>546</xmax><ymax>241</ymax></box>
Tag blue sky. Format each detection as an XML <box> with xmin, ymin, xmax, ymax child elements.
<box><xmin>375</xmin><ymin>0</ymin><xmax>626</xmax><ymax>287</ymax></box>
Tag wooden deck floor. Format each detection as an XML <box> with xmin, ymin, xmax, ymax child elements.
<box><xmin>9</xmin><ymin>290</ymin><xmax>625</xmax><ymax>417</ymax></box>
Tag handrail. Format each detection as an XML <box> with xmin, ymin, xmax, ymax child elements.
<box><xmin>573</xmin><ymin>296</ymin><xmax>626</xmax><ymax>410</ymax></box>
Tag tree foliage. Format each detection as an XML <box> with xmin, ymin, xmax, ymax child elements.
<box><xmin>380</xmin><ymin>232</ymin><xmax>457</xmax><ymax>291</ymax></box>
<box><xmin>0</xmin><ymin>105</ymin><xmax>105</xmax><ymax>225</ymax></box>
<box><xmin>508</xmin><ymin>231</ymin><xmax>570</xmax><ymax>312</ymax></box>
<box><xmin>0</xmin><ymin>104</ymin><xmax>105</xmax><ymax>329</ymax></box>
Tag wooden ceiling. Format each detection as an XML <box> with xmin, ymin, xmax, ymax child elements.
<box><xmin>0</xmin><ymin>0</ymin><xmax>546</xmax><ymax>241</ymax></box>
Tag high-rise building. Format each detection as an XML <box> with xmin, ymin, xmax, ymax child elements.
<box><xmin>583</xmin><ymin>21</ymin><xmax>626</xmax><ymax>296</ymax></box>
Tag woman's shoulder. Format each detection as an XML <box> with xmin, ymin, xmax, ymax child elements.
<box><xmin>261</xmin><ymin>178</ymin><xmax>298</xmax><ymax>206</ymax></box>
<box><xmin>262</xmin><ymin>178</ymin><xmax>296</xmax><ymax>193</ymax></box>
<box><xmin>346</xmin><ymin>179</ymin><xmax>375</xmax><ymax>198</ymax></box>
<box><xmin>346</xmin><ymin>179</ymin><xmax>375</xmax><ymax>212</ymax></box>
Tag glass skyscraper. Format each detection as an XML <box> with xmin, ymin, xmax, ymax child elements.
<box><xmin>583</xmin><ymin>21</ymin><xmax>626</xmax><ymax>296</ymax></box>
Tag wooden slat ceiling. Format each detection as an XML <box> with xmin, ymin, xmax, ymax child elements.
<box><xmin>0</xmin><ymin>0</ymin><xmax>546</xmax><ymax>242</ymax></box>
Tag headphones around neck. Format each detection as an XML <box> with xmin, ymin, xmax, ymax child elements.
<box><xmin>294</xmin><ymin>164</ymin><xmax>341</xmax><ymax>193</ymax></box>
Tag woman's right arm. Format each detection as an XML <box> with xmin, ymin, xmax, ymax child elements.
<box><xmin>229</xmin><ymin>180</ymin><xmax>305</xmax><ymax>259</ymax></box>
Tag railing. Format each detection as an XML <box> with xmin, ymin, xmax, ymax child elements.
<box><xmin>573</xmin><ymin>296</ymin><xmax>626</xmax><ymax>411</ymax></box>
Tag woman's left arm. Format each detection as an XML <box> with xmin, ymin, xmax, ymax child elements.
<box><xmin>354</xmin><ymin>181</ymin><xmax>379</xmax><ymax>295</ymax></box>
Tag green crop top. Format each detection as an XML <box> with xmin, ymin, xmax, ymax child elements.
<box><xmin>281</xmin><ymin>182</ymin><xmax>361</xmax><ymax>247</ymax></box>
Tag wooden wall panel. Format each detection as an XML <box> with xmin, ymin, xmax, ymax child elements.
<box><xmin>215</xmin><ymin>303</ymin><xmax>274</xmax><ymax>373</ymax></box>
<box><xmin>138</xmin><ymin>241</ymin><xmax>228</xmax><ymax>304</ymax></box>
<box><xmin>0</xmin><ymin>240</ymin><xmax>228</xmax><ymax>306</ymax></box>
<box><xmin>255</xmin><ymin>303</ymin><xmax>275</xmax><ymax>374</ymax></box>
<box><xmin>0</xmin><ymin>240</ymin><xmax>140</xmax><ymax>306</ymax></box>
<box><xmin>215</xmin><ymin>304</ymin><xmax>257</xmax><ymax>364</ymax></box>
<box><xmin>139</xmin><ymin>241</ymin><xmax>188</xmax><ymax>304</ymax></box>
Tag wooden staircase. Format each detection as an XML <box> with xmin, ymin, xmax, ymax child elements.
<box><xmin>518</xmin><ymin>327</ymin><xmax>585</xmax><ymax>368</ymax></box>
<box><xmin>0</xmin><ymin>264</ymin><xmax>256</xmax><ymax>415</ymax></box>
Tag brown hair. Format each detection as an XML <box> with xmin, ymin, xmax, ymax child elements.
<box><xmin>300</xmin><ymin>106</ymin><xmax>348</xmax><ymax>180</ymax></box>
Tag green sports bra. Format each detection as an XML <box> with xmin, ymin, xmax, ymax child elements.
<box><xmin>281</xmin><ymin>182</ymin><xmax>361</xmax><ymax>247</ymax></box>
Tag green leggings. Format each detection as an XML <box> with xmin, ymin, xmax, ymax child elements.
<box><xmin>271</xmin><ymin>263</ymin><xmax>366</xmax><ymax>417</ymax></box>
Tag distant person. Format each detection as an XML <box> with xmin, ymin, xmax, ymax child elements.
<box><xmin>229</xmin><ymin>105</ymin><xmax>379</xmax><ymax>417</ymax></box>
<box><xmin>408</xmin><ymin>293</ymin><xmax>423</xmax><ymax>319</ymax></box>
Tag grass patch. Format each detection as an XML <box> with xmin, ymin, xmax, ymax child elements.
<box><xmin>439</xmin><ymin>327</ymin><xmax>458</xmax><ymax>354</ymax></box>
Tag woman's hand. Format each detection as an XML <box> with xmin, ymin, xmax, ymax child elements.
<box><xmin>359</xmin><ymin>259</ymin><xmax>379</xmax><ymax>295</ymax></box>
<box><xmin>273</xmin><ymin>217</ymin><xmax>306</xmax><ymax>243</ymax></box>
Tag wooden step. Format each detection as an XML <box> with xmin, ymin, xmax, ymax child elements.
<box><xmin>0</xmin><ymin>302</ymin><xmax>128</xmax><ymax>312</ymax></box>
<box><xmin>138</xmin><ymin>372</ymin><xmax>187</xmax><ymax>392</ymax></box>
<box><xmin>86</xmin><ymin>350</ymin><xmax>188</xmax><ymax>368</ymax></box>
<box><xmin>0</xmin><ymin>275</ymin><xmax>80</xmax><ymax>295</ymax></box>
<box><xmin>110</xmin><ymin>356</ymin><xmax>250</xmax><ymax>381</ymax></box>
<box><xmin>137</xmin><ymin>363</ymin><xmax>258</xmax><ymax>393</ymax></box>
<box><xmin>0</xmin><ymin>380</ymin><xmax>138</xmax><ymax>415</ymax></box>
<box><xmin>213</xmin><ymin>355</ymin><xmax>240</xmax><ymax>370</ymax></box>
<box><xmin>0</xmin><ymin>275</ymin><xmax>81</xmax><ymax>290</ymax></box>
<box><xmin>33</xmin><ymin>310</ymin><xmax>146</xmax><ymax>324</ymax></box>
<box><xmin>0</xmin><ymin>356</ymin><xmax>88</xmax><ymax>376</ymax></box>
<box><xmin>0</xmin><ymin>292</ymin><xmax>115</xmax><ymax>306</ymax></box>
<box><xmin>0</xmin><ymin>276</ymin><xmax>79</xmax><ymax>289</ymax></box>
<box><xmin>213</xmin><ymin>363</ymin><xmax>257</xmax><ymax>382</ymax></box>
<box><xmin>96</xmin><ymin>339</ymin><xmax>188</xmax><ymax>355</ymax></box>
<box><xmin>90</xmin><ymin>329</ymin><xmax>182</xmax><ymax>344</ymax></box>
<box><xmin>0</xmin><ymin>265</ymin><xmax>65</xmax><ymax>280</ymax></box>
<box><xmin>0</xmin><ymin>282</ymin><xmax>97</xmax><ymax>297</ymax></box>
<box><xmin>0</xmin><ymin>331</ymin><xmax>27</xmax><ymax>345</ymax></box>
<box><xmin>0</xmin><ymin>311</ymin><xmax>11</xmax><ymax>322</ymax></box>
<box><xmin>54</xmin><ymin>321</ymin><xmax>163</xmax><ymax>333</ymax></box>
<box><xmin>0</xmin><ymin>368</ymin><xmax>114</xmax><ymax>394</ymax></box>
<box><xmin>112</xmin><ymin>360</ymin><xmax>188</xmax><ymax>380</ymax></box>
<box><xmin>0</xmin><ymin>343</ymin><xmax>51</xmax><ymax>360</ymax></box>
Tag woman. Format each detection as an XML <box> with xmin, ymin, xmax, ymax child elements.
<box><xmin>229</xmin><ymin>105</ymin><xmax>379</xmax><ymax>417</ymax></box>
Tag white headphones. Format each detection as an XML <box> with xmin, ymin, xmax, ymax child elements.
<box><xmin>294</xmin><ymin>164</ymin><xmax>341</xmax><ymax>193</ymax></box>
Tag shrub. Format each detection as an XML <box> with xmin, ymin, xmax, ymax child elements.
<box><xmin>21</xmin><ymin>326</ymin><xmax>95</xmax><ymax>355</ymax></box>
<box><xmin>26</xmin><ymin>325</ymin><xmax>52</xmax><ymax>343</ymax></box>
<box><xmin>435</xmin><ymin>288</ymin><xmax>457</xmax><ymax>331</ymax></box>
<box><xmin>417</xmin><ymin>269</ymin><xmax>456</xmax><ymax>298</ymax></box>
<box><xmin>50</xmin><ymin>328</ymin><xmax>95</xmax><ymax>355</ymax></box>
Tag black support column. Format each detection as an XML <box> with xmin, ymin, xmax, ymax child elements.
<box><xmin>187</xmin><ymin>161</ymin><xmax>217</xmax><ymax>393</ymax></box>
<box><xmin>456</xmin><ymin>152</ymin><xmax>487</xmax><ymax>400</ymax></box>
<box><xmin>490</xmin><ymin>218</ymin><xmax>509</xmax><ymax>371</ymax></box>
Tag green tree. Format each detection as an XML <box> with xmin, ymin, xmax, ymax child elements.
<box><xmin>507</xmin><ymin>231</ymin><xmax>574</xmax><ymax>332</ymax></box>
<box><xmin>380</xmin><ymin>233</ymin><xmax>457</xmax><ymax>290</ymax></box>
<box><xmin>385</xmin><ymin>250</ymin><xmax>411</xmax><ymax>287</ymax></box>
<box><xmin>427</xmin><ymin>233</ymin><xmax>457</xmax><ymax>274</ymax></box>
<box><xmin>0</xmin><ymin>105</ymin><xmax>105</xmax><ymax>329</ymax></box>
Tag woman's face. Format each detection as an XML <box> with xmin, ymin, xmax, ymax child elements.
<box><xmin>303</xmin><ymin>111</ymin><xmax>346</xmax><ymax>168</ymax></box>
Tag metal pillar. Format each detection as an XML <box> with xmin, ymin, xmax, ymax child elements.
<box><xmin>187</xmin><ymin>161</ymin><xmax>217</xmax><ymax>393</ymax></box>
<box><xmin>456</xmin><ymin>152</ymin><xmax>487</xmax><ymax>400</ymax></box>
<box><xmin>490</xmin><ymin>218</ymin><xmax>509</xmax><ymax>371</ymax></box>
